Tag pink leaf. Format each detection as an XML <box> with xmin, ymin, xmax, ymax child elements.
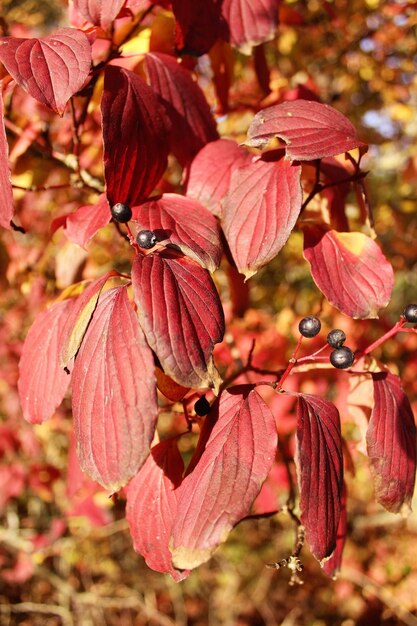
<box><xmin>295</xmin><ymin>394</ymin><xmax>344</xmax><ymax>562</ymax></box>
<box><xmin>64</xmin><ymin>194</ymin><xmax>111</xmax><ymax>248</ymax></box>
<box><xmin>172</xmin><ymin>0</ymin><xmax>222</xmax><ymax>56</ymax></box>
<box><xmin>221</xmin><ymin>0</ymin><xmax>278</xmax><ymax>54</ymax></box>
<box><xmin>132</xmin><ymin>193</ymin><xmax>222</xmax><ymax>271</ymax></box>
<box><xmin>322</xmin><ymin>483</ymin><xmax>347</xmax><ymax>578</ymax></box>
<box><xmin>101</xmin><ymin>65</ymin><xmax>170</xmax><ymax>207</ymax></box>
<box><xmin>170</xmin><ymin>386</ymin><xmax>278</xmax><ymax>569</ymax></box>
<box><xmin>186</xmin><ymin>139</ymin><xmax>252</xmax><ymax>218</ymax></box>
<box><xmin>246</xmin><ymin>100</ymin><xmax>366</xmax><ymax>160</ymax></box>
<box><xmin>145</xmin><ymin>52</ymin><xmax>218</xmax><ymax>166</ymax></box>
<box><xmin>71</xmin><ymin>0</ymin><xmax>126</xmax><ymax>31</ymax></box>
<box><xmin>0</xmin><ymin>93</ymin><xmax>14</xmax><ymax>229</ymax></box>
<box><xmin>18</xmin><ymin>299</ymin><xmax>74</xmax><ymax>424</ymax></box>
<box><xmin>303</xmin><ymin>225</ymin><xmax>394</xmax><ymax>319</ymax></box>
<box><xmin>367</xmin><ymin>371</ymin><xmax>416</xmax><ymax>514</ymax></box>
<box><xmin>132</xmin><ymin>250</ymin><xmax>224</xmax><ymax>389</ymax></box>
<box><xmin>126</xmin><ymin>438</ymin><xmax>189</xmax><ymax>581</ymax></box>
<box><xmin>72</xmin><ymin>286</ymin><xmax>158</xmax><ymax>491</ymax></box>
<box><xmin>223</xmin><ymin>156</ymin><xmax>302</xmax><ymax>279</ymax></box>
<box><xmin>0</xmin><ymin>28</ymin><xmax>92</xmax><ymax>115</ymax></box>
<box><xmin>60</xmin><ymin>272</ymin><xmax>118</xmax><ymax>367</ymax></box>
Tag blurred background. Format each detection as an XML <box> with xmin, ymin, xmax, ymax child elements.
<box><xmin>1</xmin><ymin>0</ymin><xmax>417</xmax><ymax>624</ymax></box>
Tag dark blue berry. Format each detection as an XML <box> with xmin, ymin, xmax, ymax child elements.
<box><xmin>299</xmin><ymin>316</ymin><xmax>321</xmax><ymax>338</ymax></box>
<box><xmin>111</xmin><ymin>202</ymin><xmax>132</xmax><ymax>223</ymax></box>
<box><xmin>403</xmin><ymin>304</ymin><xmax>417</xmax><ymax>324</ymax></box>
<box><xmin>136</xmin><ymin>230</ymin><xmax>157</xmax><ymax>249</ymax></box>
<box><xmin>194</xmin><ymin>396</ymin><xmax>210</xmax><ymax>416</ymax></box>
<box><xmin>330</xmin><ymin>346</ymin><xmax>354</xmax><ymax>369</ymax></box>
<box><xmin>327</xmin><ymin>329</ymin><xmax>346</xmax><ymax>349</ymax></box>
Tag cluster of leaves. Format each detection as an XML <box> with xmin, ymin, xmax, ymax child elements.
<box><xmin>1</xmin><ymin>0</ymin><xmax>416</xmax><ymax>584</ymax></box>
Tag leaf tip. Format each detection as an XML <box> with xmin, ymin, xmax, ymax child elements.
<box><xmin>171</xmin><ymin>545</ymin><xmax>214</xmax><ymax>570</ymax></box>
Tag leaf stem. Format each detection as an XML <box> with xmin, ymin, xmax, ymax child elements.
<box><xmin>277</xmin><ymin>335</ymin><xmax>303</xmax><ymax>390</ymax></box>
<box><xmin>361</xmin><ymin>319</ymin><xmax>406</xmax><ymax>355</ymax></box>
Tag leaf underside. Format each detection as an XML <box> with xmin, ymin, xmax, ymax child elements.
<box><xmin>367</xmin><ymin>371</ymin><xmax>416</xmax><ymax>514</ymax></box>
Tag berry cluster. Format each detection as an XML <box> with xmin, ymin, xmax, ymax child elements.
<box><xmin>298</xmin><ymin>316</ymin><xmax>354</xmax><ymax>369</ymax></box>
<box><xmin>326</xmin><ymin>327</ymin><xmax>354</xmax><ymax>369</ymax></box>
<box><xmin>136</xmin><ymin>230</ymin><xmax>157</xmax><ymax>249</ymax></box>
<box><xmin>111</xmin><ymin>202</ymin><xmax>132</xmax><ymax>223</ymax></box>
<box><xmin>298</xmin><ymin>316</ymin><xmax>321</xmax><ymax>338</ymax></box>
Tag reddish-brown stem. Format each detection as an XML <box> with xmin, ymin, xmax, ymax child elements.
<box><xmin>361</xmin><ymin>319</ymin><xmax>406</xmax><ymax>355</ymax></box>
<box><xmin>301</xmin><ymin>168</ymin><xmax>367</xmax><ymax>212</ymax></box>
<box><xmin>12</xmin><ymin>183</ymin><xmax>71</xmax><ymax>192</ymax></box>
<box><xmin>126</xmin><ymin>223</ymin><xmax>140</xmax><ymax>253</ymax></box>
<box><xmin>277</xmin><ymin>335</ymin><xmax>303</xmax><ymax>390</ymax></box>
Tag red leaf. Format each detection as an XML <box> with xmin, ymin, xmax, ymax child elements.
<box><xmin>60</xmin><ymin>272</ymin><xmax>117</xmax><ymax>367</ymax></box>
<box><xmin>367</xmin><ymin>371</ymin><xmax>416</xmax><ymax>514</ymax></box>
<box><xmin>186</xmin><ymin>139</ymin><xmax>252</xmax><ymax>218</ymax></box>
<box><xmin>223</xmin><ymin>156</ymin><xmax>302</xmax><ymax>279</ymax></box>
<box><xmin>322</xmin><ymin>483</ymin><xmax>347</xmax><ymax>578</ymax></box>
<box><xmin>126</xmin><ymin>438</ymin><xmax>189</xmax><ymax>580</ymax></box>
<box><xmin>221</xmin><ymin>0</ymin><xmax>279</xmax><ymax>54</ymax></box>
<box><xmin>295</xmin><ymin>394</ymin><xmax>344</xmax><ymax>562</ymax></box>
<box><xmin>246</xmin><ymin>100</ymin><xmax>366</xmax><ymax>160</ymax></box>
<box><xmin>64</xmin><ymin>194</ymin><xmax>111</xmax><ymax>248</ymax></box>
<box><xmin>72</xmin><ymin>286</ymin><xmax>158</xmax><ymax>491</ymax></box>
<box><xmin>170</xmin><ymin>386</ymin><xmax>278</xmax><ymax>569</ymax></box>
<box><xmin>155</xmin><ymin>367</ymin><xmax>189</xmax><ymax>402</ymax></box>
<box><xmin>101</xmin><ymin>65</ymin><xmax>170</xmax><ymax>207</ymax></box>
<box><xmin>18</xmin><ymin>299</ymin><xmax>74</xmax><ymax>424</ymax></box>
<box><xmin>172</xmin><ymin>0</ymin><xmax>222</xmax><ymax>56</ymax></box>
<box><xmin>145</xmin><ymin>53</ymin><xmax>218</xmax><ymax>165</ymax></box>
<box><xmin>132</xmin><ymin>193</ymin><xmax>222</xmax><ymax>271</ymax></box>
<box><xmin>132</xmin><ymin>250</ymin><xmax>224</xmax><ymax>389</ymax></box>
<box><xmin>303</xmin><ymin>225</ymin><xmax>394</xmax><ymax>319</ymax></box>
<box><xmin>0</xmin><ymin>28</ymin><xmax>92</xmax><ymax>115</ymax></box>
<box><xmin>0</xmin><ymin>93</ymin><xmax>14</xmax><ymax>229</ymax></box>
<box><xmin>71</xmin><ymin>0</ymin><xmax>126</xmax><ymax>31</ymax></box>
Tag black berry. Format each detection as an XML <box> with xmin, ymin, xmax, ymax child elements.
<box><xmin>298</xmin><ymin>316</ymin><xmax>321</xmax><ymax>338</ymax></box>
<box><xmin>403</xmin><ymin>304</ymin><xmax>417</xmax><ymax>324</ymax></box>
<box><xmin>136</xmin><ymin>229</ymin><xmax>157</xmax><ymax>249</ymax></box>
<box><xmin>110</xmin><ymin>202</ymin><xmax>132</xmax><ymax>223</ymax></box>
<box><xmin>194</xmin><ymin>396</ymin><xmax>210</xmax><ymax>416</ymax></box>
<box><xmin>330</xmin><ymin>346</ymin><xmax>354</xmax><ymax>369</ymax></box>
<box><xmin>327</xmin><ymin>329</ymin><xmax>346</xmax><ymax>349</ymax></box>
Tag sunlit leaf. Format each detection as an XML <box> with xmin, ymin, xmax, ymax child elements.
<box><xmin>145</xmin><ymin>52</ymin><xmax>218</xmax><ymax>165</ymax></box>
<box><xmin>222</xmin><ymin>0</ymin><xmax>278</xmax><ymax>54</ymax></box>
<box><xmin>246</xmin><ymin>100</ymin><xmax>366</xmax><ymax>160</ymax></box>
<box><xmin>322</xmin><ymin>483</ymin><xmax>347</xmax><ymax>578</ymax></box>
<box><xmin>133</xmin><ymin>193</ymin><xmax>222</xmax><ymax>271</ymax></box>
<box><xmin>170</xmin><ymin>386</ymin><xmax>278</xmax><ymax>569</ymax></box>
<box><xmin>63</xmin><ymin>194</ymin><xmax>111</xmax><ymax>248</ymax></box>
<box><xmin>71</xmin><ymin>0</ymin><xmax>125</xmax><ymax>31</ymax></box>
<box><xmin>72</xmin><ymin>286</ymin><xmax>158</xmax><ymax>491</ymax></box>
<box><xmin>0</xmin><ymin>28</ymin><xmax>92</xmax><ymax>115</ymax></box>
<box><xmin>132</xmin><ymin>250</ymin><xmax>224</xmax><ymax>390</ymax></box>
<box><xmin>18</xmin><ymin>299</ymin><xmax>74</xmax><ymax>424</ymax></box>
<box><xmin>303</xmin><ymin>225</ymin><xmax>394</xmax><ymax>319</ymax></box>
<box><xmin>367</xmin><ymin>371</ymin><xmax>416</xmax><ymax>514</ymax></box>
<box><xmin>223</xmin><ymin>156</ymin><xmax>302</xmax><ymax>279</ymax></box>
<box><xmin>60</xmin><ymin>272</ymin><xmax>117</xmax><ymax>367</ymax></box>
<box><xmin>186</xmin><ymin>138</ymin><xmax>252</xmax><ymax>218</ymax></box>
<box><xmin>126</xmin><ymin>438</ymin><xmax>189</xmax><ymax>581</ymax></box>
<box><xmin>295</xmin><ymin>394</ymin><xmax>344</xmax><ymax>561</ymax></box>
